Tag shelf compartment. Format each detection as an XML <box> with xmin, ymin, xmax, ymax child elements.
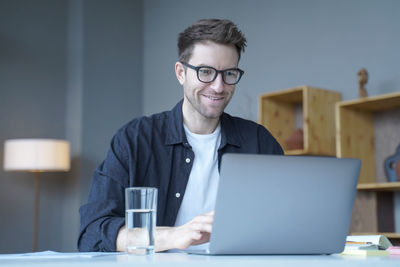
<box><xmin>259</xmin><ymin>85</ymin><xmax>341</xmax><ymax>156</ymax></box>
<box><xmin>336</xmin><ymin>91</ymin><xmax>400</xmax><ymax>184</ymax></box>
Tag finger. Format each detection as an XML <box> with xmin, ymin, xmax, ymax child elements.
<box><xmin>190</xmin><ymin>222</ymin><xmax>213</xmax><ymax>233</ymax></box>
<box><xmin>191</xmin><ymin>232</ymin><xmax>211</xmax><ymax>245</ymax></box>
<box><xmin>191</xmin><ymin>231</ymin><xmax>202</xmax><ymax>241</ymax></box>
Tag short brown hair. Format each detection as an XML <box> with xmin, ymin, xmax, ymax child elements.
<box><xmin>177</xmin><ymin>19</ymin><xmax>247</xmax><ymax>63</ymax></box>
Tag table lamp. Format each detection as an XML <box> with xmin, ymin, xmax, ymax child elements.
<box><xmin>3</xmin><ymin>139</ymin><xmax>70</xmax><ymax>252</ymax></box>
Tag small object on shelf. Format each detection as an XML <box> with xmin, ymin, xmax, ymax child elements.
<box><xmin>384</xmin><ymin>144</ymin><xmax>400</xmax><ymax>182</ymax></box>
<box><xmin>284</xmin><ymin>128</ymin><xmax>304</xmax><ymax>150</ymax></box>
<box><xmin>358</xmin><ymin>68</ymin><xmax>369</xmax><ymax>98</ymax></box>
<box><xmin>396</xmin><ymin>156</ymin><xmax>400</xmax><ymax>180</ymax></box>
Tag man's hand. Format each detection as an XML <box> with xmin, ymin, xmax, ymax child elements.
<box><xmin>155</xmin><ymin>211</ymin><xmax>214</xmax><ymax>252</ymax></box>
<box><xmin>116</xmin><ymin>211</ymin><xmax>214</xmax><ymax>252</ymax></box>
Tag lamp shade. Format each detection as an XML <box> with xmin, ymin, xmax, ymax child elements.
<box><xmin>3</xmin><ymin>139</ymin><xmax>70</xmax><ymax>172</ymax></box>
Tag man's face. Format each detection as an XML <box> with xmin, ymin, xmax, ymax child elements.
<box><xmin>176</xmin><ymin>41</ymin><xmax>239</xmax><ymax>120</ymax></box>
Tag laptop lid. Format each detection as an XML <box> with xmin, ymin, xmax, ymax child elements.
<box><xmin>207</xmin><ymin>154</ymin><xmax>361</xmax><ymax>255</ymax></box>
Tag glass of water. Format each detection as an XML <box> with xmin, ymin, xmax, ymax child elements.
<box><xmin>125</xmin><ymin>187</ymin><xmax>158</xmax><ymax>255</ymax></box>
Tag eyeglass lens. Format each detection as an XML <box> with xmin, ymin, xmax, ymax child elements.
<box><xmin>198</xmin><ymin>67</ymin><xmax>241</xmax><ymax>85</ymax></box>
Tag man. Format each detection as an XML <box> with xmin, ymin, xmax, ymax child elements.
<box><xmin>78</xmin><ymin>18</ymin><xmax>283</xmax><ymax>252</ymax></box>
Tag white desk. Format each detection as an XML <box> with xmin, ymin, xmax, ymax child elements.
<box><xmin>0</xmin><ymin>253</ymin><xmax>399</xmax><ymax>267</ymax></box>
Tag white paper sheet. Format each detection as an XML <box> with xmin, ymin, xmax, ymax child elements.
<box><xmin>0</xmin><ymin>250</ymin><xmax>123</xmax><ymax>260</ymax></box>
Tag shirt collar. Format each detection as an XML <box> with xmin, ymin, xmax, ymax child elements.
<box><xmin>165</xmin><ymin>99</ymin><xmax>187</xmax><ymax>145</ymax></box>
<box><xmin>219</xmin><ymin>112</ymin><xmax>241</xmax><ymax>148</ymax></box>
<box><xmin>164</xmin><ymin>99</ymin><xmax>241</xmax><ymax>148</ymax></box>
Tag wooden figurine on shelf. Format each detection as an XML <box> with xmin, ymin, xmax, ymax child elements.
<box><xmin>358</xmin><ymin>68</ymin><xmax>369</xmax><ymax>98</ymax></box>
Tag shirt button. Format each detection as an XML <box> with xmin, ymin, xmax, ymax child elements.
<box><xmin>185</xmin><ymin>158</ymin><xmax>191</xmax><ymax>163</ymax></box>
<box><xmin>175</xmin><ymin>193</ymin><xmax>181</xmax><ymax>198</ymax></box>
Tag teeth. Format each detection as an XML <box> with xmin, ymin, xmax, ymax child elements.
<box><xmin>205</xmin><ymin>95</ymin><xmax>222</xmax><ymax>100</ymax></box>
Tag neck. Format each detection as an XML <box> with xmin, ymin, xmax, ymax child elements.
<box><xmin>182</xmin><ymin>105</ymin><xmax>220</xmax><ymax>135</ymax></box>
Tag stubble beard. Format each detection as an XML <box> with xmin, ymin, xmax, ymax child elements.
<box><xmin>191</xmin><ymin>93</ymin><xmax>231</xmax><ymax>120</ymax></box>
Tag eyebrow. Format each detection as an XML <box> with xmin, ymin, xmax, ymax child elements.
<box><xmin>195</xmin><ymin>64</ymin><xmax>240</xmax><ymax>70</ymax></box>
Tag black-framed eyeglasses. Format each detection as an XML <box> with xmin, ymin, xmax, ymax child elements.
<box><xmin>180</xmin><ymin>62</ymin><xmax>244</xmax><ymax>85</ymax></box>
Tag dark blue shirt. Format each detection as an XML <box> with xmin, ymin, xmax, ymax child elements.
<box><xmin>78</xmin><ymin>100</ymin><xmax>283</xmax><ymax>252</ymax></box>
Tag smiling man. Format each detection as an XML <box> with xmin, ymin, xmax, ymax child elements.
<box><xmin>78</xmin><ymin>19</ymin><xmax>283</xmax><ymax>253</ymax></box>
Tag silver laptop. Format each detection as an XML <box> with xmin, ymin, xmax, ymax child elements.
<box><xmin>189</xmin><ymin>154</ymin><xmax>361</xmax><ymax>255</ymax></box>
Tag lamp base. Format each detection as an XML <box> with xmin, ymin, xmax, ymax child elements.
<box><xmin>33</xmin><ymin>172</ymin><xmax>40</xmax><ymax>252</ymax></box>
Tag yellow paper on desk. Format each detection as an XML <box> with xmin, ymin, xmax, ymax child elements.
<box><xmin>341</xmin><ymin>249</ymin><xmax>390</xmax><ymax>256</ymax></box>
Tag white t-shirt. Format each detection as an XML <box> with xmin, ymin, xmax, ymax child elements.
<box><xmin>173</xmin><ymin>123</ymin><xmax>221</xmax><ymax>251</ymax></box>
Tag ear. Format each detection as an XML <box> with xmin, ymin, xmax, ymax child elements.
<box><xmin>175</xmin><ymin>61</ymin><xmax>186</xmax><ymax>85</ymax></box>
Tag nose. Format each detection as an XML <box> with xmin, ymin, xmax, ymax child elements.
<box><xmin>210</xmin><ymin>72</ymin><xmax>224</xmax><ymax>93</ymax></box>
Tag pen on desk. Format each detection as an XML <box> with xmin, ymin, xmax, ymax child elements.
<box><xmin>346</xmin><ymin>241</ymin><xmax>373</xmax><ymax>245</ymax></box>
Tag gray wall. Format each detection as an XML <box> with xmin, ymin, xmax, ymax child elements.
<box><xmin>0</xmin><ymin>0</ymin><xmax>68</xmax><ymax>253</ymax></box>
<box><xmin>1</xmin><ymin>0</ymin><xmax>399</xmax><ymax>253</ymax></box>
<box><xmin>0</xmin><ymin>0</ymin><xmax>142</xmax><ymax>253</ymax></box>
<box><xmin>79</xmin><ymin>0</ymin><xmax>143</xmax><ymax>214</ymax></box>
<box><xmin>143</xmin><ymin>0</ymin><xmax>400</xmax><ymax>120</ymax></box>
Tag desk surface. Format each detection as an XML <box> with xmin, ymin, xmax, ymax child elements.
<box><xmin>0</xmin><ymin>253</ymin><xmax>400</xmax><ymax>267</ymax></box>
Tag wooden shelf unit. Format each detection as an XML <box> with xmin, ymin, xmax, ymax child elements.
<box><xmin>355</xmin><ymin>181</ymin><xmax>400</xmax><ymax>240</ymax></box>
<box><xmin>336</xmin><ymin>91</ymin><xmax>400</xmax><ymax>236</ymax></box>
<box><xmin>259</xmin><ymin>88</ymin><xmax>400</xmax><ymax>239</ymax></box>
<box><xmin>336</xmin><ymin>91</ymin><xmax>400</xmax><ymax>184</ymax></box>
<box><xmin>259</xmin><ymin>85</ymin><xmax>341</xmax><ymax>156</ymax></box>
